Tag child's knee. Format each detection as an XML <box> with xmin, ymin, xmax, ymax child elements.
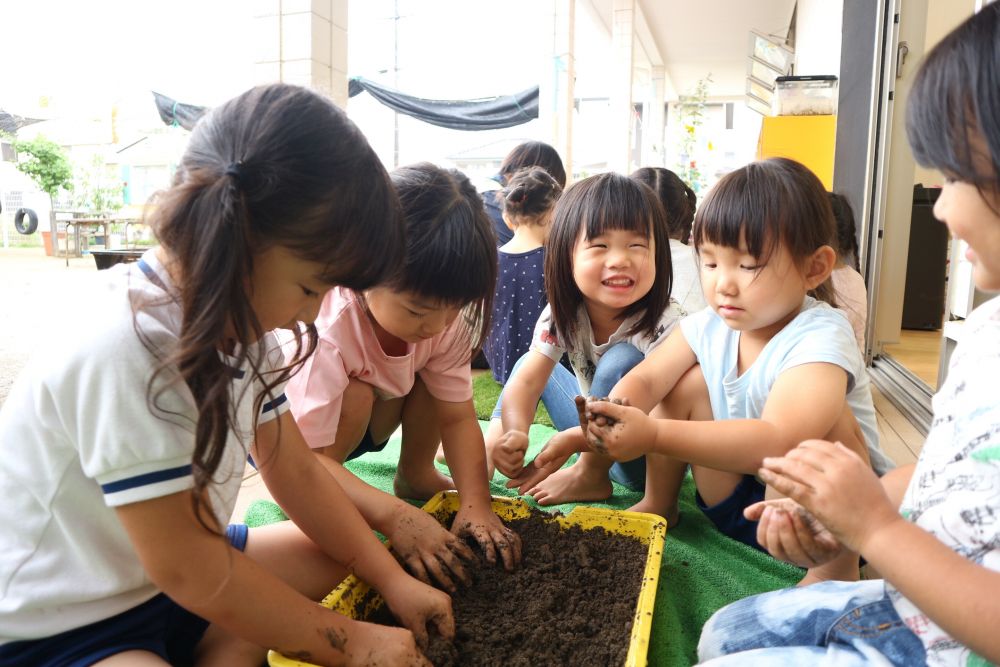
<box><xmin>342</xmin><ymin>377</ymin><xmax>376</xmax><ymax>413</ymax></box>
<box><xmin>591</xmin><ymin>343</ymin><xmax>643</xmax><ymax>394</ymax></box>
<box><xmin>655</xmin><ymin>364</ymin><xmax>711</xmax><ymax>420</ymax></box>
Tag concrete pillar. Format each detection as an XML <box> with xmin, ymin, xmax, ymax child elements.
<box><xmin>642</xmin><ymin>65</ymin><xmax>666</xmax><ymax>168</ymax></box>
<box><xmin>253</xmin><ymin>0</ymin><xmax>349</xmax><ymax>108</ymax></box>
<box><xmin>611</xmin><ymin>0</ymin><xmax>636</xmax><ymax>174</ymax></box>
<box><xmin>538</xmin><ymin>0</ymin><xmax>576</xmax><ymax>181</ymax></box>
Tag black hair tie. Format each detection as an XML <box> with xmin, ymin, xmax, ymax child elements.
<box><xmin>224</xmin><ymin>161</ymin><xmax>244</xmax><ymax>184</ymax></box>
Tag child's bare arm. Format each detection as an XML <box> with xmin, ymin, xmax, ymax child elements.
<box><xmin>761</xmin><ymin>442</ymin><xmax>1000</xmax><ymax>663</ymax></box>
<box><xmin>608</xmin><ymin>328</ymin><xmax>697</xmax><ymax>411</ymax></box>
<box><xmin>487</xmin><ymin>351</ymin><xmax>558</xmax><ymax>477</ymax></box>
<box><xmin>499</xmin><ymin>351</ymin><xmax>557</xmax><ymax>434</ymax></box>
<box><xmin>586</xmin><ymin>361</ymin><xmax>853</xmax><ymax>473</ymax></box>
<box><xmin>438</xmin><ymin>397</ymin><xmax>522</xmax><ymax>571</ymax></box>
<box><xmin>258</xmin><ymin>414</ymin><xmax>472</xmax><ymax>591</ymax></box>
<box><xmin>311</xmin><ymin>454</ymin><xmax>474</xmax><ymax>592</ymax></box>
<box><xmin>252</xmin><ymin>412</ymin><xmax>454</xmax><ymax>646</ymax></box>
<box><xmin>115</xmin><ymin>492</ymin><xmax>436</xmax><ymax>666</ymax></box>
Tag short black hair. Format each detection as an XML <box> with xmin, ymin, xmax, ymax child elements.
<box><xmin>387</xmin><ymin>162</ymin><xmax>497</xmax><ymax>353</ymax></box>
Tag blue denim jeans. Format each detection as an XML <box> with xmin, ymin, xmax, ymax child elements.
<box><xmin>697</xmin><ymin>580</ymin><xmax>926</xmax><ymax>666</ymax></box>
<box><xmin>492</xmin><ymin>344</ymin><xmax>647</xmax><ymax>489</ymax></box>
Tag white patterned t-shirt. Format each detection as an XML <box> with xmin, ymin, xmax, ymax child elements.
<box><xmin>529</xmin><ymin>301</ymin><xmax>684</xmax><ymax>395</ymax></box>
<box><xmin>888</xmin><ymin>295</ymin><xmax>1000</xmax><ymax>666</ymax></box>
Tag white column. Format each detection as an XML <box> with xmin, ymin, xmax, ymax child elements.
<box><xmin>643</xmin><ymin>65</ymin><xmax>666</xmax><ymax>167</ymax></box>
<box><xmin>611</xmin><ymin>0</ymin><xmax>636</xmax><ymax>174</ymax></box>
<box><xmin>538</xmin><ymin>0</ymin><xmax>576</xmax><ymax>181</ymax></box>
<box><xmin>253</xmin><ymin>0</ymin><xmax>349</xmax><ymax>108</ymax></box>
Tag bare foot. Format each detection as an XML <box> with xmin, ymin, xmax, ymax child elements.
<box><xmin>627</xmin><ymin>498</ymin><xmax>679</xmax><ymax>528</ymax></box>
<box><xmin>393</xmin><ymin>467</ymin><xmax>455</xmax><ymax>501</ymax></box>
<box><xmin>526</xmin><ymin>461</ymin><xmax>612</xmax><ymax>506</ymax></box>
<box><xmin>797</xmin><ymin>553</ymin><xmax>861</xmax><ymax>587</ymax></box>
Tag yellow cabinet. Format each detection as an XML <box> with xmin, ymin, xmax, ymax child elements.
<box><xmin>757</xmin><ymin>115</ymin><xmax>837</xmax><ymax>189</ymax></box>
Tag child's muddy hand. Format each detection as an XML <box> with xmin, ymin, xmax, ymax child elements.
<box><xmin>489</xmin><ymin>429</ymin><xmax>530</xmax><ymax>479</ymax></box>
<box><xmin>746</xmin><ymin>498</ymin><xmax>843</xmax><ymax>568</ymax></box>
<box><xmin>505</xmin><ymin>429</ymin><xmax>585</xmax><ymax>494</ymax></box>
<box><xmin>583</xmin><ymin>400</ymin><xmax>651</xmax><ymax>461</ymax></box>
<box><xmin>452</xmin><ymin>506</ymin><xmax>522</xmax><ymax>571</ymax></box>
<box><xmin>758</xmin><ymin>440</ymin><xmax>902</xmax><ymax>553</ymax></box>
<box><xmin>344</xmin><ymin>621</ymin><xmax>434</xmax><ymax>667</ymax></box>
<box><xmin>584</xmin><ymin>396</ymin><xmax>629</xmax><ymax>429</ymax></box>
<box><xmin>390</xmin><ymin>507</ymin><xmax>473</xmax><ymax>592</ymax></box>
<box><xmin>379</xmin><ymin>574</ymin><xmax>455</xmax><ymax>650</ymax></box>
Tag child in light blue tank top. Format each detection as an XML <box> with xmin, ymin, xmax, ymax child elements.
<box><xmin>520</xmin><ymin>158</ymin><xmax>893</xmax><ymax>587</ymax></box>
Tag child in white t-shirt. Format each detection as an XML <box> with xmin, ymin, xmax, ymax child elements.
<box><xmin>285</xmin><ymin>163</ymin><xmax>520</xmax><ymax>568</ymax></box>
<box><xmin>0</xmin><ymin>84</ymin><xmax>448</xmax><ymax>666</ymax></box>
<box><xmin>698</xmin><ymin>8</ymin><xmax>1000</xmax><ymax>664</ymax></box>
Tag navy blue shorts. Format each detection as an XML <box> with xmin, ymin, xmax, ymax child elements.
<box><xmin>696</xmin><ymin>474</ymin><xmax>766</xmax><ymax>552</ymax></box>
<box><xmin>346</xmin><ymin>427</ymin><xmax>390</xmax><ymax>461</ymax></box>
<box><xmin>0</xmin><ymin>524</ymin><xmax>249</xmax><ymax>667</ymax></box>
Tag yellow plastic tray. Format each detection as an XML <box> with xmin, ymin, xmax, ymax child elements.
<box><xmin>269</xmin><ymin>491</ymin><xmax>667</xmax><ymax>667</ymax></box>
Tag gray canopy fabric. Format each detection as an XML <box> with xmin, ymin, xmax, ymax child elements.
<box><xmin>152</xmin><ymin>80</ymin><xmax>539</xmax><ymax>133</ymax></box>
<box><xmin>0</xmin><ymin>110</ymin><xmax>43</xmax><ymax>135</ymax></box>
<box><xmin>152</xmin><ymin>91</ymin><xmax>208</xmax><ymax>131</ymax></box>
<box><xmin>348</xmin><ymin>77</ymin><xmax>538</xmax><ymax>131</ymax></box>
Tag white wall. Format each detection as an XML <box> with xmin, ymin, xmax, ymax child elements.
<box><xmin>913</xmin><ymin>0</ymin><xmax>978</xmax><ymax>187</ymax></box>
<box><xmin>793</xmin><ymin>0</ymin><xmax>843</xmax><ymax>77</ymax></box>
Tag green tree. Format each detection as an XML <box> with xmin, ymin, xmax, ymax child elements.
<box><xmin>7</xmin><ymin>134</ymin><xmax>74</xmax><ymax>236</ymax></box>
<box><xmin>9</xmin><ymin>135</ymin><xmax>73</xmax><ymax>198</ymax></box>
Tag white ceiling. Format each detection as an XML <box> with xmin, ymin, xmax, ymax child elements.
<box><xmin>585</xmin><ymin>0</ymin><xmax>797</xmax><ymax>99</ymax></box>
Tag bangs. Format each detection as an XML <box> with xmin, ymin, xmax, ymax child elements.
<box><xmin>906</xmin><ymin>53</ymin><xmax>984</xmax><ymax>185</ymax></box>
<box><xmin>693</xmin><ymin>164</ymin><xmax>779</xmax><ymax>262</ymax></box>
<box><xmin>396</xmin><ymin>212</ymin><xmax>496</xmax><ymax>306</ymax></box>
<box><xmin>386</xmin><ymin>163</ymin><xmax>497</xmax><ymax>307</ymax></box>
<box><xmin>582</xmin><ymin>173</ymin><xmax>654</xmax><ymax>241</ymax></box>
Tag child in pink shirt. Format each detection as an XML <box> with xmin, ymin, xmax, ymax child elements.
<box><xmin>286</xmin><ymin>162</ymin><xmax>521</xmax><ymax>569</ymax></box>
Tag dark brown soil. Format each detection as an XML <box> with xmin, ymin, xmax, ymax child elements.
<box><xmin>371</xmin><ymin>509</ymin><xmax>649</xmax><ymax>667</ymax></box>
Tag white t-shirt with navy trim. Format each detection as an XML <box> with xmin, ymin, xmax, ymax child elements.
<box><xmin>680</xmin><ymin>296</ymin><xmax>893</xmax><ymax>476</ymax></box>
<box><xmin>0</xmin><ymin>249</ymin><xmax>290</xmax><ymax>643</ymax></box>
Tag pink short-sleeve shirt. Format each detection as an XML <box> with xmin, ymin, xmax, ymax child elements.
<box><xmin>284</xmin><ymin>287</ymin><xmax>473</xmax><ymax>449</ymax></box>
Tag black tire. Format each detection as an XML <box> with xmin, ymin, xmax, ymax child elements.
<box><xmin>14</xmin><ymin>208</ymin><xmax>38</xmax><ymax>235</ymax></box>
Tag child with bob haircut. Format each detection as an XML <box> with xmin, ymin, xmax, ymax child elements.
<box><xmin>698</xmin><ymin>6</ymin><xmax>1000</xmax><ymax>664</ymax></box>
<box><xmin>494</xmin><ymin>172</ymin><xmax>684</xmax><ymax>507</ymax></box>
<box><xmin>0</xmin><ymin>84</ymin><xmax>448</xmax><ymax>666</ymax></box>
<box><xmin>285</xmin><ymin>162</ymin><xmax>521</xmax><ymax>569</ymax></box>
<box><xmin>522</xmin><ymin>158</ymin><xmax>893</xmax><ymax>581</ymax></box>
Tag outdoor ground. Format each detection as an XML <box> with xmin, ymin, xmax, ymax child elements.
<box><xmin>0</xmin><ymin>247</ymin><xmax>94</xmax><ymax>405</ymax></box>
